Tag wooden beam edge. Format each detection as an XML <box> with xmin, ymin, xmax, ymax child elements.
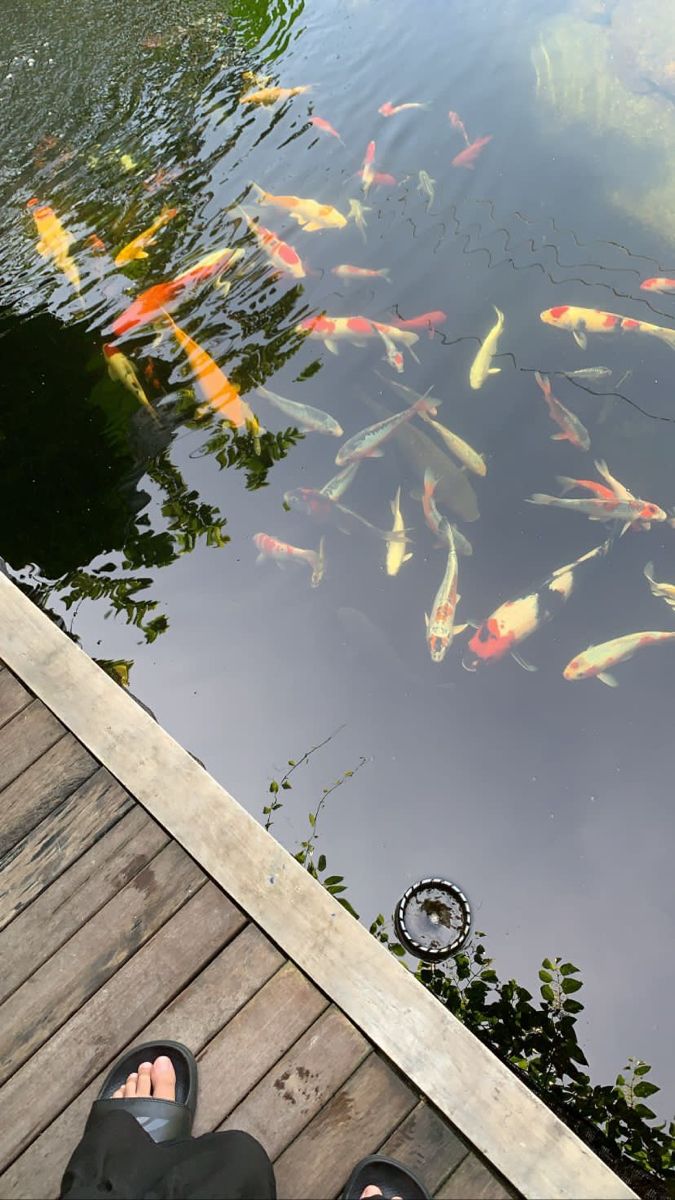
<box><xmin>0</xmin><ymin>576</ymin><xmax>635</xmax><ymax>1200</ymax></box>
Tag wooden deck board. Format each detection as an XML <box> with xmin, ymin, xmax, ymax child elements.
<box><xmin>0</xmin><ymin>631</ymin><xmax>635</xmax><ymax>1200</ymax></box>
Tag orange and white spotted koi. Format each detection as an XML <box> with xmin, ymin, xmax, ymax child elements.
<box><xmin>540</xmin><ymin>305</ymin><xmax>675</xmax><ymax>351</ymax></box>
<box><xmin>534</xmin><ymin>371</ymin><xmax>590</xmax><ymax>451</ymax></box>
<box><xmin>296</xmin><ymin>314</ymin><xmax>418</xmax><ymax>356</ymax></box>
<box><xmin>426</xmin><ymin>524</ymin><xmax>461</xmax><ymax>663</ymax></box>
<box><xmin>563</xmin><ymin>631</ymin><xmax>675</xmax><ymax>687</ymax></box>
<box><xmin>253</xmin><ymin>532</ymin><xmax>325</xmax><ymax>587</ymax></box>
<box><xmin>237</xmin><ymin>208</ymin><xmax>305</xmax><ymax>278</ymax></box>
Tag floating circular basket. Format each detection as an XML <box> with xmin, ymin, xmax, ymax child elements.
<box><xmin>394</xmin><ymin>877</ymin><xmax>471</xmax><ymax>962</ymax></box>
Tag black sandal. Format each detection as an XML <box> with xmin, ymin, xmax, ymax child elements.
<box><xmin>343</xmin><ymin>1154</ymin><xmax>431</xmax><ymax>1199</ymax></box>
<box><xmin>91</xmin><ymin>1040</ymin><xmax>198</xmax><ymax>1144</ymax></box>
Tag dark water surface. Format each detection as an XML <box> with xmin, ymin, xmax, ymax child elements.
<box><xmin>2</xmin><ymin>0</ymin><xmax>675</xmax><ymax>1109</ymax></box>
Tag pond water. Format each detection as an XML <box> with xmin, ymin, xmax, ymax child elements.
<box><xmin>2</xmin><ymin>0</ymin><xmax>674</xmax><ymax>1113</ymax></box>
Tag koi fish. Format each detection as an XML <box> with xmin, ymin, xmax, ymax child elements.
<box><xmin>640</xmin><ymin>277</ymin><xmax>675</xmax><ymax>293</ymax></box>
<box><xmin>534</xmin><ymin>371</ymin><xmax>590</xmax><ymax>451</ymax></box>
<box><xmin>386</xmin><ymin>487</ymin><xmax>413</xmax><ymax>576</ymax></box>
<box><xmin>526</xmin><ymin>494</ymin><xmax>661</xmax><ymax>529</ymax></box>
<box><xmin>331</xmin><ymin>264</ymin><xmax>390</xmax><ymax>281</ymax></box>
<box><xmin>163</xmin><ymin>312</ymin><xmax>259</xmax><ymax>432</ymax></box>
<box><xmin>309</xmin><ymin>116</ymin><xmax>343</xmax><ymax>143</ymax></box>
<box><xmin>379</xmin><ymin>101</ymin><xmax>428</xmax><ymax>117</ymax></box>
<box><xmin>371</xmin><ymin>172</ymin><xmax>398</xmax><ymax>187</ymax></box>
<box><xmin>377</xmin><ymin>327</ymin><xmax>405</xmax><ymax>373</ymax></box>
<box><xmin>110</xmin><ymin>247</ymin><xmax>244</xmax><ymax>337</ymax></box>
<box><xmin>320</xmin><ymin>463</ymin><xmax>360</xmax><ymax>501</ymax></box>
<box><xmin>250</xmin><ymin>182</ymin><xmax>347</xmax><ymax>231</ymax></box>
<box><xmin>256</xmin><ymin>385</ymin><xmax>341</xmax><ymax>436</ymax></box>
<box><xmin>643</xmin><ymin>562</ymin><xmax>675</xmax><ymax>611</ymax></box>
<box><xmin>561</xmin><ymin>366</ymin><xmax>612</xmax><ymax>381</ymax></box>
<box><xmin>237</xmin><ymin>209</ymin><xmax>305</xmax><ymax>278</ymax></box>
<box><xmin>296</xmin><ymin>314</ymin><xmax>418</xmax><ymax>355</ymax></box>
<box><xmin>426</xmin><ymin>524</ymin><xmax>461</xmax><ymax>663</ymax></box>
<box><xmin>418</xmin><ymin>411</ymin><xmax>486</xmax><ymax>476</ymax></box>
<box><xmin>27</xmin><ymin>198</ymin><xmax>80</xmax><ymax>292</ymax></box>
<box><xmin>540</xmin><ymin>305</ymin><xmax>675</xmax><ymax>351</ymax></box>
<box><xmin>103</xmin><ymin>345</ymin><xmax>157</xmax><ymax>418</ymax></box>
<box><xmin>114</xmin><ymin>206</ymin><xmax>178</xmax><ymax>266</ymax></box>
<box><xmin>556</xmin><ymin>475</ymin><xmax>615</xmax><ymax>500</ymax></box>
<box><xmin>361</xmin><ymin>141</ymin><xmax>376</xmax><ymax>195</ymax></box>
<box><xmin>335</xmin><ymin>392</ymin><xmax>437</xmax><ymax>465</ymax></box>
<box><xmin>452</xmin><ymin>135</ymin><xmax>492</xmax><ymax>169</ymax></box>
<box><xmin>87</xmin><ymin>234</ymin><xmax>107</xmax><ymax>254</ymax></box>
<box><xmin>417</xmin><ymin>170</ymin><xmax>436</xmax><ymax>211</ymax></box>
<box><xmin>419</xmin><ymin>470</ymin><xmax>472</xmax><ymax>554</ymax></box>
<box><xmin>469</xmin><ymin>306</ymin><xmax>504</xmax><ymax>389</ymax></box>
<box><xmin>448</xmin><ymin>111</ymin><xmax>470</xmax><ymax>145</ymax></box>
<box><xmin>563</xmin><ymin>631</ymin><xmax>675</xmax><ymax>687</ymax></box>
<box><xmin>462</xmin><ymin>539</ymin><xmax>613</xmax><ymax>672</ymax></box>
<box><xmin>392</xmin><ymin>310</ymin><xmax>447</xmax><ymax>337</ymax></box>
<box><xmin>284</xmin><ymin>487</ymin><xmax>398</xmax><ymax>541</ymax></box>
<box><xmin>239</xmin><ymin>85</ymin><xmax>311</xmax><ymax>105</ymax></box>
<box><xmin>253</xmin><ymin>532</ymin><xmax>325</xmax><ymax>587</ymax></box>
<box><xmin>347</xmin><ymin>198</ymin><xmax>371</xmax><ymax>240</ymax></box>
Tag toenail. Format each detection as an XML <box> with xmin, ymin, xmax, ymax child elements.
<box><xmin>155</xmin><ymin>1056</ymin><xmax>172</xmax><ymax>1067</ymax></box>
<box><xmin>138</xmin><ymin>1062</ymin><xmax>152</xmax><ymax>1070</ymax></box>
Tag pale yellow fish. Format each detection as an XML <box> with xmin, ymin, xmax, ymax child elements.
<box><xmin>28</xmin><ymin>198</ymin><xmax>81</xmax><ymax>293</ymax></box>
<box><xmin>347</xmin><ymin>198</ymin><xmax>371</xmax><ymax>240</ymax></box>
<box><xmin>419</xmin><ymin>412</ymin><xmax>486</xmax><ymax>476</ymax></box>
<box><xmin>239</xmin><ymin>85</ymin><xmax>311</xmax><ymax>106</ymax></box>
<box><xmin>103</xmin><ymin>344</ymin><xmax>158</xmax><ymax>419</ymax></box>
<box><xmin>643</xmin><ymin>562</ymin><xmax>675</xmax><ymax>611</ymax></box>
<box><xmin>469</xmin><ymin>306</ymin><xmax>504</xmax><ymax>390</ymax></box>
<box><xmin>114</xmin><ymin>206</ymin><xmax>179</xmax><ymax>266</ymax></box>
<box><xmin>250</xmin><ymin>182</ymin><xmax>346</xmax><ymax>231</ymax></box>
<box><xmin>386</xmin><ymin>487</ymin><xmax>413</xmax><ymax>576</ymax></box>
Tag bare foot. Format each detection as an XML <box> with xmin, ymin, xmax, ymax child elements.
<box><xmin>112</xmin><ymin>1055</ymin><xmax>176</xmax><ymax>1101</ymax></box>
<box><xmin>360</xmin><ymin>1189</ymin><xmax>402</xmax><ymax>1199</ymax></box>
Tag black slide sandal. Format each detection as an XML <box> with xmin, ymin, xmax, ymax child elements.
<box><xmin>343</xmin><ymin>1154</ymin><xmax>431</xmax><ymax>1199</ymax></box>
<box><xmin>91</xmin><ymin>1040</ymin><xmax>198</xmax><ymax>1144</ymax></box>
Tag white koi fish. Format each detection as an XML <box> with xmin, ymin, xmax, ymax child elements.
<box><xmin>469</xmin><ymin>306</ymin><xmax>504</xmax><ymax>390</ymax></box>
<box><xmin>643</xmin><ymin>562</ymin><xmax>675</xmax><ymax>611</ymax></box>
<box><xmin>386</xmin><ymin>487</ymin><xmax>413</xmax><ymax>576</ymax></box>
<box><xmin>425</xmin><ymin>524</ymin><xmax>462</xmax><ymax>663</ymax></box>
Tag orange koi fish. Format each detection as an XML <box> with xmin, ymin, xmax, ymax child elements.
<box><xmin>563</xmin><ymin>631</ymin><xmax>675</xmax><ymax>687</ymax></box>
<box><xmin>309</xmin><ymin>116</ymin><xmax>343</xmax><ymax>143</ymax></box>
<box><xmin>379</xmin><ymin>101</ymin><xmax>427</xmax><ymax>117</ymax></box>
<box><xmin>331</xmin><ymin>264</ymin><xmax>390</xmax><ymax>281</ymax></box>
<box><xmin>534</xmin><ymin>371</ymin><xmax>590</xmax><ymax>451</ymax></box>
<box><xmin>540</xmin><ymin>305</ymin><xmax>675</xmax><ymax>351</ymax></box>
<box><xmin>239</xmin><ymin>85</ymin><xmax>311</xmax><ymax>105</ymax></box>
<box><xmin>250</xmin><ymin>182</ymin><xmax>347</xmax><ymax>231</ymax></box>
<box><xmin>27</xmin><ymin>197</ymin><xmax>80</xmax><ymax>292</ymax></box>
<box><xmin>392</xmin><ymin>310</ymin><xmax>447</xmax><ymax>338</ymax></box>
<box><xmin>462</xmin><ymin>539</ymin><xmax>613</xmax><ymax>673</ymax></box>
<box><xmin>253</xmin><ymin>532</ymin><xmax>325</xmax><ymax>587</ymax></box>
<box><xmin>371</xmin><ymin>171</ymin><xmax>397</xmax><ymax>187</ymax></box>
<box><xmin>640</xmin><ymin>277</ymin><xmax>675</xmax><ymax>293</ymax></box>
<box><xmin>556</xmin><ymin>476</ymin><xmax>614</xmax><ymax>500</ymax></box>
<box><xmin>110</xmin><ymin>246</ymin><xmax>243</xmax><ymax>337</ymax></box>
<box><xmin>361</xmin><ymin>141</ymin><xmax>376</xmax><ymax>195</ymax></box>
<box><xmin>296</xmin><ymin>314</ymin><xmax>418</xmax><ymax>355</ymax></box>
<box><xmin>448</xmin><ymin>111</ymin><xmax>470</xmax><ymax>146</ymax></box>
<box><xmin>114</xmin><ymin>206</ymin><xmax>178</xmax><ymax>266</ymax></box>
<box><xmin>237</xmin><ymin>209</ymin><xmax>305</xmax><ymax>278</ymax></box>
<box><xmin>452</xmin><ymin>135</ymin><xmax>492</xmax><ymax>169</ymax></box>
<box><xmin>163</xmin><ymin>312</ymin><xmax>259</xmax><ymax>432</ymax></box>
<box><xmin>87</xmin><ymin>234</ymin><xmax>107</xmax><ymax>254</ymax></box>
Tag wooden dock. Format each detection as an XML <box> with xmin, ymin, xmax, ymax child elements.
<box><xmin>0</xmin><ymin>576</ymin><xmax>635</xmax><ymax>1200</ymax></box>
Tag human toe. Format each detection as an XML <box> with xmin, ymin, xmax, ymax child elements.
<box><xmin>151</xmin><ymin>1055</ymin><xmax>176</xmax><ymax>1102</ymax></box>
<box><xmin>136</xmin><ymin>1062</ymin><xmax>153</xmax><ymax>1097</ymax></box>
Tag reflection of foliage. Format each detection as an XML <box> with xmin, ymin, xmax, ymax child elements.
<box><xmin>147</xmin><ymin>456</ymin><xmax>228</xmax><ymax>550</ymax></box>
<box><xmin>199</xmin><ymin>425</ymin><xmax>304</xmax><ymax>490</ymax></box>
<box><xmin>94</xmin><ymin>658</ymin><xmax>134</xmax><ymax>688</ymax></box>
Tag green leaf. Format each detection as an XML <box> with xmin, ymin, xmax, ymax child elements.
<box><xmin>633</xmin><ymin>1104</ymin><xmax>656</xmax><ymax>1120</ymax></box>
<box><xmin>562</xmin><ymin>998</ymin><xmax>583</xmax><ymax>1014</ymax></box>
<box><xmin>281</xmin><ymin>780</ymin><xmax>292</xmax><ymax>790</ymax></box>
<box><xmin>269</xmin><ymin>780</ymin><xmax>279</xmax><ymax>793</ymax></box>
<box><xmin>634</xmin><ymin>1063</ymin><xmax>651</xmax><ymax>1076</ymax></box>
<box><xmin>317</xmin><ymin>854</ymin><xmax>326</xmax><ymax>872</ymax></box>
<box><xmin>337</xmin><ymin>896</ymin><xmax>359</xmax><ymax>918</ymax></box>
<box><xmin>327</xmin><ymin>883</ymin><xmax>347</xmax><ymax>894</ymax></box>
<box><xmin>308</xmin><ymin>812</ymin><xmax>316</xmax><ymax>827</ymax></box>
<box><xmin>389</xmin><ymin>943</ymin><xmax>406</xmax><ymax>957</ymax></box>
<box><xmin>561</xmin><ymin>977</ymin><xmax>583</xmax><ymax>994</ymax></box>
<box><xmin>540</xmin><ymin>984</ymin><xmax>555</xmax><ymax>1003</ymax></box>
<box><xmin>287</xmin><ymin>759</ymin><xmax>296</xmax><ymax>766</ymax></box>
<box><xmin>560</xmin><ymin>963</ymin><xmax>579</xmax><ymax>976</ymax></box>
<box><xmin>323</xmin><ymin>875</ymin><xmax>343</xmax><ymax>886</ymax></box>
<box><xmin>615</xmin><ymin>1075</ymin><xmax>626</xmax><ymax>1088</ymax></box>
<box><xmin>480</xmin><ymin>969</ymin><xmax>498</xmax><ymax>982</ymax></box>
<box><xmin>542</xmin><ymin>958</ymin><xmax>554</xmax><ymax>970</ymax></box>
<box><xmin>634</xmin><ymin>1081</ymin><xmax>660</xmax><ymax>1099</ymax></box>
<box><xmin>538</xmin><ymin>969</ymin><xmax>553</xmax><ymax>982</ymax></box>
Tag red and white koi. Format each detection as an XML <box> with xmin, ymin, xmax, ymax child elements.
<box><xmin>110</xmin><ymin>246</ymin><xmax>243</xmax><ymax>337</ymax></box>
<box><xmin>640</xmin><ymin>277</ymin><xmax>675</xmax><ymax>293</ymax></box>
<box><xmin>361</xmin><ymin>141</ymin><xmax>376</xmax><ymax>195</ymax></box>
<box><xmin>426</xmin><ymin>524</ymin><xmax>461</xmax><ymax>663</ymax></box>
<box><xmin>540</xmin><ymin>304</ymin><xmax>675</xmax><ymax>351</ymax></box>
<box><xmin>526</xmin><ymin>493</ymin><xmax>662</xmax><ymax>530</ymax></box>
<box><xmin>237</xmin><ymin>209</ymin><xmax>305</xmax><ymax>278</ymax></box>
<box><xmin>309</xmin><ymin>116</ymin><xmax>343</xmax><ymax>142</ymax></box>
<box><xmin>296</xmin><ymin>314</ymin><xmax>419</xmax><ymax>356</ymax></box>
<box><xmin>335</xmin><ymin>392</ymin><xmax>437</xmax><ymax>465</ymax></box>
<box><xmin>331</xmin><ymin>264</ymin><xmax>390</xmax><ymax>281</ymax></box>
<box><xmin>563</xmin><ymin>631</ymin><xmax>675</xmax><ymax>687</ymax></box>
<box><xmin>253</xmin><ymin>532</ymin><xmax>325</xmax><ymax>587</ymax></box>
<box><xmin>462</xmin><ymin>539</ymin><xmax>613</xmax><ymax>673</ymax></box>
<box><xmin>379</xmin><ymin>101</ymin><xmax>428</xmax><ymax>117</ymax></box>
<box><xmin>550</xmin><ymin>460</ymin><xmax>666</xmax><ymax>530</ymax></box>
<box><xmin>377</xmin><ymin>326</ymin><xmax>405</xmax><ymax>373</ymax></box>
<box><xmin>534</xmin><ymin>371</ymin><xmax>590</xmax><ymax>451</ymax></box>
<box><xmin>452</xmin><ymin>135</ymin><xmax>492</xmax><ymax>169</ymax></box>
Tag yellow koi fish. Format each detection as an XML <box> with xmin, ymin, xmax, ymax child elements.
<box><xmin>418</xmin><ymin>412</ymin><xmax>486</xmax><ymax>476</ymax></box>
<box><xmin>239</xmin><ymin>85</ymin><xmax>311</xmax><ymax>106</ymax></box>
<box><xmin>114</xmin><ymin>206</ymin><xmax>178</xmax><ymax>266</ymax></box>
<box><xmin>540</xmin><ymin>304</ymin><xmax>675</xmax><ymax>351</ymax></box>
<box><xmin>163</xmin><ymin>312</ymin><xmax>259</xmax><ymax>432</ymax></box>
<box><xmin>250</xmin><ymin>182</ymin><xmax>347</xmax><ymax>231</ymax></box>
<box><xmin>28</xmin><ymin>198</ymin><xmax>80</xmax><ymax>292</ymax></box>
<box><xmin>643</xmin><ymin>562</ymin><xmax>675</xmax><ymax>611</ymax></box>
<box><xmin>563</xmin><ymin>631</ymin><xmax>675</xmax><ymax>687</ymax></box>
<box><xmin>469</xmin><ymin>306</ymin><xmax>504</xmax><ymax>389</ymax></box>
<box><xmin>386</xmin><ymin>487</ymin><xmax>413</xmax><ymax>576</ymax></box>
<box><xmin>103</xmin><ymin>345</ymin><xmax>157</xmax><ymax>419</ymax></box>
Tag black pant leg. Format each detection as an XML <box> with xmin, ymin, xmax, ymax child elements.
<box><xmin>60</xmin><ymin>1109</ymin><xmax>276</xmax><ymax>1200</ymax></box>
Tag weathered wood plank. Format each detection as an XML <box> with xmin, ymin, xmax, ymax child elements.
<box><xmin>0</xmin><ymin>669</ymin><xmax>31</xmax><ymax>728</ymax></box>
<box><xmin>274</xmin><ymin>1053</ymin><xmax>417</xmax><ymax>1200</ymax></box>
<box><xmin>0</xmin><ymin>768</ymin><xmax>134</xmax><ymax>933</ymax></box>
<box><xmin>0</xmin><ymin>734</ymin><xmax>98</xmax><ymax>857</ymax></box>
<box><xmin>193</xmin><ymin>962</ymin><xmax>328</xmax><ymax>1136</ymax></box>
<box><xmin>219</xmin><ymin>1006</ymin><xmax>370</xmax><ymax>1160</ymax></box>
<box><xmin>436</xmin><ymin>1153</ymin><xmax>514</xmax><ymax>1199</ymax></box>
<box><xmin>378</xmin><ymin>1101</ymin><xmax>469</xmax><ymax>1197</ymax></box>
<box><xmin>0</xmin><ymin>576</ymin><xmax>636</xmax><ymax>1200</ymax></box>
<box><xmin>0</xmin><ymin>701</ymin><xmax>64</xmax><ymax>795</ymax></box>
<box><xmin>0</xmin><ymin>807</ymin><xmax>169</xmax><ymax>1004</ymax></box>
<box><xmin>0</xmin><ymin>922</ymin><xmax>281</xmax><ymax>1199</ymax></box>
<box><xmin>0</xmin><ymin>839</ymin><xmax>204</xmax><ymax>1083</ymax></box>
<box><xmin>0</xmin><ymin>881</ymin><xmax>240</xmax><ymax>1173</ymax></box>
